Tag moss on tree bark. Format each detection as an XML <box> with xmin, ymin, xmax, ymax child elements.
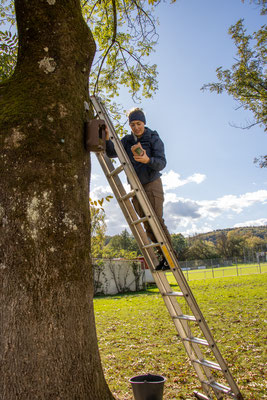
<box><xmin>0</xmin><ymin>1</ymin><xmax>114</xmax><ymax>399</ymax></box>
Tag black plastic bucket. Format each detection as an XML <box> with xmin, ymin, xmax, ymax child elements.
<box><xmin>129</xmin><ymin>373</ymin><xmax>166</xmax><ymax>400</ymax></box>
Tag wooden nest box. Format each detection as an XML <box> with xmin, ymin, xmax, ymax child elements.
<box><xmin>84</xmin><ymin>119</ymin><xmax>106</xmax><ymax>152</ymax></box>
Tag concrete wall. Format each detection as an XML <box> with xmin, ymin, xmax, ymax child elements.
<box><xmin>92</xmin><ymin>259</ymin><xmax>145</xmax><ymax>295</ymax></box>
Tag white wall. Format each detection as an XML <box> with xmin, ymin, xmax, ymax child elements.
<box><xmin>92</xmin><ymin>259</ymin><xmax>145</xmax><ymax>295</ymax></box>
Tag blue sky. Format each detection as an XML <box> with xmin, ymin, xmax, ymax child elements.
<box><xmin>91</xmin><ymin>0</ymin><xmax>267</xmax><ymax>237</ymax></box>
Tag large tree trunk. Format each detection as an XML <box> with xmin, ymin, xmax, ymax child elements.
<box><xmin>0</xmin><ymin>1</ymin><xmax>114</xmax><ymax>399</ymax></box>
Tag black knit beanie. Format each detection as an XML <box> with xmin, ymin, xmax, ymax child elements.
<box><xmin>128</xmin><ymin>110</ymin><xmax>146</xmax><ymax>125</ymax></box>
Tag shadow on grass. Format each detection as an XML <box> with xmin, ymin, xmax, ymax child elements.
<box><xmin>93</xmin><ymin>284</ymin><xmax>162</xmax><ymax>300</ymax></box>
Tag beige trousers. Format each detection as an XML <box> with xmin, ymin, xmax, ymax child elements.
<box><xmin>132</xmin><ymin>178</ymin><xmax>172</xmax><ymax>255</ymax></box>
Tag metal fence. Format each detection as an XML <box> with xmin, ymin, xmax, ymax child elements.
<box><xmin>178</xmin><ymin>258</ymin><xmax>267</xmax><ymax>281</ymax></box>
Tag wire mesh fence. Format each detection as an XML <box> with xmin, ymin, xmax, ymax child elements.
<box><xmin>177</xmin><ymin>257</ymin><xmax>267</xmax><ymax>281</ymax></box>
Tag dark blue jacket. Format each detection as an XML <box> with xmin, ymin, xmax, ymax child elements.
<box><xmin>105</xmin><ymin>127</ymin><xmax>166</xmax><ymax>185</ymax></box>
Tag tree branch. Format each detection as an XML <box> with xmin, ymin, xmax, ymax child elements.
<box><xmin>93</xmin><ymin>0</ymin><xmax>117</xmax><ymax>94</ymax></box>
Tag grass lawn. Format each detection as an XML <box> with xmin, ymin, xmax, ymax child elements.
<box><xmin>94</xmin><ymin>273</ymin><xmax>267</xmax><ymax>400</ymax></box>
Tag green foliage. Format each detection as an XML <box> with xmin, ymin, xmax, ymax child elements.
<box><xmin>103</xmin><ymin>226</ymin><xmax>267</xmax><ymax>262</ymax></box>
<box><xmin>170</xmin><ymin>233</ymin><xmax>188</xmax><ymax>260</ymax></box>
<box><xmin>202</xmin><ymin>19</ymin><xmax>267</xmax><ymax>131</ymax></box>
<box><xmin>0</xmin><ymin>0</ymin><xmax>164</xmax><ymax>102</ymax></box>
<box><xmin>90</xmin><ymin>195</ymin><xmax>112</xmax><ymax>258</ymax></box>
<box><xmin>202</xmin><ymin>2</ymin><xmax>267</xmax><ymax>167</ymax></box>
<box><xmin>0</xmin><ymin>0</ymin><xmax>15</xmax><ymax>25</ymax></box>
<box><xmin>215</xmin><ymin>230</ymin><xmax>247</xmax><ymax>258</ymax></box>
<box><xmin>103</xmin><ymin>228</ymin><xmax>140</xmax><ymax>258</ymax></box>
<box><xmin>189</xmin><ymin>227</ymin><xmax>267</xmax><ymax>260</ymax></box>
<box><xmin>0</xmin><ymin>30</ymin><xmax>17</xmax><ymax>80</ymax></box>
<box><xmin>90</xmin><ymin>206</ymin><xmax>107</xmax><ymax>258</ymax></box>
<box><xmin>241</xmin><ymin>0</ymin><xmax>267</xmax><ymax>15</ymax></box>
<box><xmin>254</xmin><ymin>154</ymin><xmax>267</xmax><ymax>167</ymax></box>
<box><xmin>83</xmin><ymin>0</ymin><xmax>159</xmax><ymax>101</ymax></box>
<box><xmin>192</xmin><ymin>226</ymin><xmax>267</xmax><ymax>243</ymax></box>
<box><xmin>185</xmin><ymin>238</ymin><xmax>219</xmax><ymax>260</ymax></box>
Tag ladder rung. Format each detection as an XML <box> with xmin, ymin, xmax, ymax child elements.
<box><xmin>193</xmin><ymin>391</ymin><xmax>211</xmax><ymax>400</ymax></box>
<box><xmin>194</xmin><ymin>359</ymin><xmax>221</xmax><ymax>371</ymax></box>
<box><xmin>131</xmin><ymin>216</ymin><xmax>149</xmax><ymax>225</ymax></box>
<box><xmin>203</xmin><ymin>380</ymin><xmax>232</xmax><ymax>395</ymax></box>
<box><xmin>120</xmin><ymin>190</ymin><xmax>135</xmax><ymax>201</ymax></box>
<box><xmin>142</xmin><ymin>242</ymin><xmax>161</xmax><ymax>249</ymax></box>
<box><xmin>173</xmin><ymin>314</ymin><xmax>196</xmax><ymax>321</ymax></box>
<box><xmin>163</xmin><ymin>291</ymin><xmax>184</xmax><ymax>297</ymax></box>
<box><xmin>184</xmin><ymin>337</ymin><xmax>209</xmax><ymax>346</ymax></box>
<box><xmin>108</xmin><ymin>164</ymin><xmax>124</xmax><ymax>177</ymax></box>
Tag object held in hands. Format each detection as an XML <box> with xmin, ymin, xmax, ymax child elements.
<box><xmin>131</xmin><ymin>143</ymin><xmax>144</xmax><ymax>156</ymax></box>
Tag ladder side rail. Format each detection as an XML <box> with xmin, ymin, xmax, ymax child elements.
<box><xmin>151</xmin><ymin>239</ymin><xmax>241</xmax><ymax>396</ymax></box>
<box><xmin>171</xmin><ymin>267</ymin><xmax>243</xmax><ymax>397</ymax></box>
<box><xmin>153</xmin><ymin>274</ymin><xmax>214</xmax><ymax>398</ymax></box>
<box><xmin>96</xmin><ymin>152</ymin><xmax>159</xmax><ymax>270</ymax></box>
<box><xmin>154</xmin><ymin>273</ymin><xmax>222</xmax><ymax>400</ymax></box>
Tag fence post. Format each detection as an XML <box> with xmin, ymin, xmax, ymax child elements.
<box><xmin>259</xmin><ymin>259</ymin><xmax>261</xmax><ymax>274</ymax></box>
<box><xmin>212</xmin><ymin>266</ymin><xmax>214</xmax><ymax>279</ymax></box>
<box><xmin>236</xmin><ymin>260</ymin><xmax>239</xmax><ymax>277</ymax></box>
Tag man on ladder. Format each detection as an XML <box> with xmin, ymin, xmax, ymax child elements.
<box><xmin>105</xmin><ymin>107</ymin><xmax>172</xmax><ymax>271</ymax></box>
<box><xmin>91</xmin><ymin>95</ymin><xmax>244</xmax><ymax>399</ymax></box>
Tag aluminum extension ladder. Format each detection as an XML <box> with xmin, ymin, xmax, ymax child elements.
<box><xmin>90</xmin><ymin>95</ymin><xmax>244</xmax><ymax>400</ymax></box>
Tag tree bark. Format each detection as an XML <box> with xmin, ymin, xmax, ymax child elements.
<box><xmin>0</xmin><ymin>1</ymin><xmax>114</xmax><ymax>399</ymax></box>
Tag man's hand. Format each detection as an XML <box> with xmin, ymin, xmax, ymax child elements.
<box><xmin>105</xmin><ymin>126</ymin><xmax>109</xmax><ymax>140</ymax></box>
<box><xmin>133</xmin><ymin>149</ymin><xmax>150</xmax><ymax>164</ymax></box>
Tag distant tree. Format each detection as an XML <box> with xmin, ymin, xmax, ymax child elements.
<box><xmin>216</xmin><ymin>230</ymin><xmax>247</xmax><ymax>258</ymax></box>
<box><xmin>185</xmin><ymin>239</ymin><xmax>219</xmax><ymax>260</ymax></box>
<box><xmin>244</xmin><ymin>234</ymin><xmax>266</xmax><ymax>251</ymax></box>
<box><xmin>171</xmin><ymin>233</ymin><xmax>188</xmax><ymax>260</ymax></box>
<box><xmin>106</xmin><ymin>229</ymin><xmax>140</xmax><ymax>256</ymax></box>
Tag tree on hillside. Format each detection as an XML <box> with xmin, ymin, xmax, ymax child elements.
<box><xmin>185</xmin><ymin>238</ymin><xmax>219</xmax><ymax>260</ymax></box>
<box><xmin>202</xmin><ymin>1</ymin><xmax>266</xmax><ymax>166</ymax></box>
<box><xmin>0</xmin><ymin>0</ymin><xmax>166</xmax><ymax>398</ymax></box>
<box><xmin>215</xmin><ymin>230</ymin><xmax>247</xmax><ymax>258</ymax></box>
<box><xmin>171</xmin><ymin>233</ymin><xmax>188</xmax><ymax>260</ymax></box>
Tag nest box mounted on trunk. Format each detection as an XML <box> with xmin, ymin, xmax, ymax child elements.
<box><xmin>84</xmin><ymin>119</ymin><xmax>106</xmax><ymax>152</ymax></box>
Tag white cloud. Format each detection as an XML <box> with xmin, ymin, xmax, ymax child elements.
<box><xmin>162</xmin><ymin>170</ymin><xmax>206</xmax><ymax>191</ymax></box>
<box><xmin>163</xmin><ymin>190</ymin><xmax>267</xmax><ymax>235</ymax></box>
<box><xmin>90</xmin><ymin>184</ymin><xmax>113</xmax><ymax>200</ymax></box>
<box><xmin>199</xmin><ymin>190</ymin><xmax>267</xmax><ymax>217</ymax></box>
<box><xmin>91</xmin><ymin>175</ymin><xmax>267</xmax><ymax>236</ymax></box>
<box><xmin>234</xmin><ymin>218</ymin><xmax>267</xmax><ymax>228</ymax></box>
<box><xmin>91</xmin><ymin>173</ymin><xmax>100</xmax><ymax>182</ymax></box>
<box><xmin>90</xmin><ymin>184</ymin><xmax>131</xmax><ymax>235</ymax></box>
<box><xmin>105</xmin><ymin>202</ymin><xmax>129</xmax><ymax>234</ymax></box>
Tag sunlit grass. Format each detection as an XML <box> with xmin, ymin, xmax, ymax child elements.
<box><xmin>94</xmin><ymin>273</ymin><xmax>267</xmax><ymax>400</ymax></box>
